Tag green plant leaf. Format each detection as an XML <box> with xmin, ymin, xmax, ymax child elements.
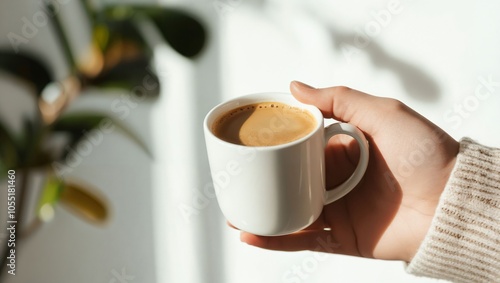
<box><xmin>82</xmin><ymin>17</ymin><xmax>159</xmax><ymax>96</ymax></box>
<box><xmin>36</xmin><ymin>176</ymin><xmax>109</xmax><ymax>225</ymax></box>
<box><xmin>103</xmin><ymin>6</ymin><xmax>207</xmax><ymax>58</ymax></box>
<box><xmin>86</xmin><ymin>54</ymin><xmax>159</xmax><ymax>97</ymax></box>
<box><xmin>146</xmin><ymin>8</ymin><xmax>207</xmax><ymax>58</ymax></box>
<box><xmin>37</xmin><ymin>174</ymin><xmax>64</xmax><ymax>212</ymax></box>
<box><xmin>52</xmin><ymin>112</ymin><xmax>152</xmax><ymax>158</ymax></box>
<box><xmin>97</xmin><ymin>18</ymin><xmax>148</xmax><ymax>54</ymax></box>
<box><xmin>0</xmin><ymin>51</ymin><xmax>53</xmax><ymax>96</ymax></box>
<box><xmin>51</xmin><ymin>113</ymin><xmax>108</xmax><ymax>158</ymax></box>
<box><xmin>17</xmin><ymin>116</ymin><xmax>44</xmax><ymax>167</ymax></box>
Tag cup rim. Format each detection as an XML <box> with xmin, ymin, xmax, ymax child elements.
<box><xmin>204</xmin><ymin>92</ymin><xmax>323</xmax><ymax>150</ymax></box>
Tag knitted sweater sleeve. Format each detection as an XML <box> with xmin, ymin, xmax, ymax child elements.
<box><xmin>406</xmin><ymin>138</ymin><xmax>500</xmax><ymax>282</ymax></box>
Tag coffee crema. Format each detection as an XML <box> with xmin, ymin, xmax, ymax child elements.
<box><xmin>212</xmin><ymin>102</ymin><xmax>316</xmax><ymax>146</ymax></box>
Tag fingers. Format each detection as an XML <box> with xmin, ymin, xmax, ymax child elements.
<box><xmin>232</xmin><ymin>217</ymin><xmax>333</xmax><ymax>252</ymax></box>
<box><xmin>325</xmin><ymin>136</ymin><xmax>360</xmax><ymax>188</ymax></box>
<box><xmin>240</xmin><ymin>230</ymin><xmax>361</xmax><ymax>257</ymax></box>
<box><xmin>289</xmin><ymin>81</ymin><xmax>380</xmax><ymax>128</ymax></box>
<box><xmin>240</xmin><ymin>230</ymin><xmax>342</xmax><ymax>253</ymax></box>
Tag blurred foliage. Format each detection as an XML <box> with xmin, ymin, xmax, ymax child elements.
<box><xmin>0</xmin><ymin>0</ymin><xmax>206</xmax><ymax>228</ymax></box>
<box><xmin>0</xmin><ymin>51</ymin><xmax>53</xmax><ymax>96</ymax></box>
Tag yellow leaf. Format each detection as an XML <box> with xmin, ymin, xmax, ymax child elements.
<box><xmin>59</xmin><ymin>182</ymin><xmax>109</xmax><ymax>225</ymax></box>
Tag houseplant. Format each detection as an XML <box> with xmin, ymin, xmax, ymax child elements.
<box><xmin>0</xmin><ymin>0</ymin><xmax>206</xmax><ymax>277</ymax></box>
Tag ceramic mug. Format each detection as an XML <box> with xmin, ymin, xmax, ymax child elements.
<box><xmin>204</xmin><ymin>93</ymin><xmax>369</xmax><ymax>236</ymax></box>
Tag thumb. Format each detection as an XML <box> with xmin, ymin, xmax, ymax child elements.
<box><xmin>290</xmin><ymin>81</ymin><xmax>381</xmax><ymax>126</ymax></box>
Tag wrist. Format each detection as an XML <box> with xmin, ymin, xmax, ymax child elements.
<box><xmin>403</xmin><ymin>150</ymin><xmax>459</xmax><ymax>262</ymax></box>
<box><xmin>407</xmin><ymin>138</ymin><xmax>500</xmax><ymax>281</ymax></box>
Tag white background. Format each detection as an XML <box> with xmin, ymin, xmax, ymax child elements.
<box><xmin>1</xmin><ymin>0</ymin><xmax>499</xmax><ymax>282</ymax></box>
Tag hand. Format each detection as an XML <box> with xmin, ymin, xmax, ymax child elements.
<box><xmin>239</xmin><ymin>81</ymin><xmax>459</xmax><ymax>262</ymax></box>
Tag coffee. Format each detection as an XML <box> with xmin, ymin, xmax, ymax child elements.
<box><xmin>212</xmin><ymin>102</ymin><xmax>316</xmax><ymax>146</ymax></box>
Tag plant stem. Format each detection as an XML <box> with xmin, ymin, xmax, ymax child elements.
<box><xmin>47</xmin><ymin>2</ymin><xmax>77</xmax><ymax>74</ymax></box>
<box><xmin>0</xmin><ymin>102</ymin><xmax>48</xmax><ymax>279</ymax></box>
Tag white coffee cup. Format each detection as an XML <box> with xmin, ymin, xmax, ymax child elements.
<box><xmin>204</xmin><ymin>93</ymin><xmax>369</xmax><ymax>236</ymax></box>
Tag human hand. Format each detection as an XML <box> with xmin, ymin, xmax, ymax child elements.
<box><xmin>239</xmin><ymin>81</ymin><xmax>459</xmax><ymax>262</ymax></box>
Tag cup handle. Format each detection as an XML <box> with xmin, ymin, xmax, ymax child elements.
<box><xmin>324</xmin><ymin>123</ymin><xmax>369</xmax><ymax>204</ymax></box>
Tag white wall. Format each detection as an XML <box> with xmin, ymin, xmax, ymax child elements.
<box><xmin>215</xmin><ymin>1</ymin><xmax>500</xmax><ymax>283</ymax></box>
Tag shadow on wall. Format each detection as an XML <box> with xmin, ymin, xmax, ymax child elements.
<box><xmin>328</xmin><ymin>26</ymin><xmax>442</xmax><ymax>103</ymax></box>
<box><xmin>237</xmin><ymin>0</ymin><xmax>441</xmax><ymax>102</ymax></box>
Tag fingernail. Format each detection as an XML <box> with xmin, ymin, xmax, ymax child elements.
<box><xmin>292</xmin><ymin>80</ymin><xmax>315</xmax><ymax>89</ymax></box>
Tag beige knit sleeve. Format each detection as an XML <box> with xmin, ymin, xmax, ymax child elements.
<box><xmin>406</xmin><ymin>138</ymin><xmax>500</xmax><ymax>283</ymax></box>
